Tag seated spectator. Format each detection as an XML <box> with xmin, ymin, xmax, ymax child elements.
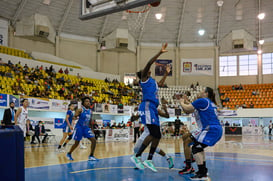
<box><xmin>5</xmin><ymin>72</ymin><xmax>12</xmax><ymax>78</ymax></box>
<box><xmin>117</xmin><ymin>123</ymin><xmax>123</xmax><ymax>129</ymax></box>
<box><xmin>111</xmin><ymin>122</ymin><xmax>117</xmax><ymax>129</ymax></box>
<box><xmin>77</xmin><ymin>73</ymin><xmax>81</xmax><ymax>79</ymax></box>
<box><xmin>15</xmin><ymin>61</ymin><xmax>21</xmax><ymax>68</ymax></box>
<box><xmin>59</xmin><ymin>68</ymin><xmax>63</xmax><ymax>73</ymax></box>
<box><xmin>7</xmin><ymin>60</ymin><xmax>13</xmax><ymax>66</ymax></box>
<box><xmin>24</xmin><ymin>64</ymin><xmax>28</xmax><ymax>70</ymax></box>
<box><xmin>238</xmin><ymin>84</ymin><xmax>243</xmax><ymax>90</ymax></box>
<box><xmin>249</xmin><ymin>102</ymin><xmax>254</xmax><ymax>108</ymax></box>
<box><xmin>39</xmin><ymin>65</ymin><xmax>43</xmax><ymax>70</ymax></box>
<box><xmin>26</xmin><ymin>119</ymin><xmax>36</xmax><ymax>144</ymax></box>
<box><xmin>0</xmin><ymin>58</ymin><xmax>5</xmax><ymax>65</ymax></box>
<box><xmin>34</xmin><ymin>121</ymin><xmax>48</xmax><ymax>143</ymax></box>
<box><xmin>64</xmin><ymin>68</ymin><xmax>69</xmax><ymax>74</ymax></box>
<box><xmin>225</xmin><ymin>121</ymin><xmax>230</xmax><ymax>127</ymax></box>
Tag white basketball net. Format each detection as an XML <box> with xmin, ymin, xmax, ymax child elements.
<box><xmin>125</xmin><ymin>5</ymin><xmax>151</xmax><ymax>36</ymax></box>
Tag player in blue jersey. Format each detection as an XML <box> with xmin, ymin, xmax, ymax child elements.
<box><xmin>57</xmin><ymin>104</ymin><xmax>75</xmax><ymax>152</ymax></box>
<box><xmin>66</xmin><ymin>97</ymin><xmax>98</xmax><ymax>161</ymax></box>
<box><xmin>179</xmin><ymin>87</ymin><xmax>222</xmax><ymax>180</ymax></box>
<box><xmin>131</xmin><ymin>43</ymin><xmax>168</xmax><ymax>172</ymax></box>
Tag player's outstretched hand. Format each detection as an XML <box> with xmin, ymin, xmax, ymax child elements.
<box><xmin>166</xmin><ymin>64</ymin><xmax>171</xmax><ymax>73</ymax></box>
<box><xmin>160</xmin><ymin>43</ymin><xmax>168</xmax><ymax>53</ymax></box>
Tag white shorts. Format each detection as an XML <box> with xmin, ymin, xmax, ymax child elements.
<box><xmin>18</xmin><ymin>124</ymin><xmax>26</xmax><ymax>137</ymax></box>
<box><xmin>191</xmin><ymin>128</ymin><xmax>202</xmax><ymax>140</ymax></box>
<box><xmin>133</xmin><ymin>125</ymin><xmax>161</xmax><ymax>154</ymax></box>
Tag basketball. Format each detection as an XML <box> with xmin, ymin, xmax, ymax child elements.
<box><xmin>150</xmin><ymin>0</ymin><xmax>161</xmax><ymax>7</ymax></box>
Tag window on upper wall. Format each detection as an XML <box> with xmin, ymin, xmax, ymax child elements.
<box><xmin>239</xmin><ymin>54</ymin><xmax>258</xmax><ymax>76</ymax></box>
<box><xmin>262</xmin><ymin>53</ymin><xmax>273</xmax><ymax>74</ymax></box>
<box><xmin>219</xmin><ymin>56</ymin><xmax>237</xmax><ymax>76</ymax></box>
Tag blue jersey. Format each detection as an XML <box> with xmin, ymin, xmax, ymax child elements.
<box><xmin>140</xmin><ymin>77</ymin><xmax>159</xmax><ymax>107</ymax></box>
<box><xmin>76</xmin><ymin>107</ymin><xmax>91</xmax><ymax>128</ymax></box>
<box><xmin>191</xmin><ymin>98</ymin><xmax>220</xmax><ymax>129</ymax></box>
<box><xmin>63</xmin><ymin>110</ymin><xmax>73</xmax><ymax>127</ymax></box>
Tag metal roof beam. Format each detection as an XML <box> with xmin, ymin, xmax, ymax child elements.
<box><xmin>58</xmin><ymin>0</ymin><xmax>74</xmax><ymax>33</ymax></box>
<box><xmin>12</xmin><ymin>0</ymin><xmax>29</xmax><ymax>26</ymax></box>
<box><xmin>99</xmin><ymin>15</ymin><xmax>109</xmax><ymax>43</ymax></box>
<box><xmin>176</xmin><ymin>0</ymin><xmax>187</xmax><ymax>46</ymax></box>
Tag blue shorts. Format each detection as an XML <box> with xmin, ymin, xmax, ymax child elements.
<box><xmin>139</xmin><ymin>101</ymin><xmax>159</xmax><ymax>126</ymax></box>
<box><xmin>195</xmin><ymin>125</ymin><xmax>222</xmax><ymax>146</ymax></box>
<box><xmin>63</xmin><ymin>125</ymin><xmax>72</xmax><ymax>133</ymax></box>
<box><xmin>73</xmin><ymin>126</ymin><xmax>94</xmax><ymax>141</ymax></box>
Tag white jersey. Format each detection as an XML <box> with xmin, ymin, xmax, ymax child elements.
<box><xmin>134</xmin><ymin>120</ymin><xmax>140</xmax><ymax>128</ymax></box>
<box><xmin>17</xmin><ymin>107</ymin><xmax>28</xmax><ymax>136</ymax></box>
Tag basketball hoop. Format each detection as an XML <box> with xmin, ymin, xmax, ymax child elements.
<box><xmin>125</xmin><ymin>4</ymin><xmax>151</xmax><ymax>37</ymax></box>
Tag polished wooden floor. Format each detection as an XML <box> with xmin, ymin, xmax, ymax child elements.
<box><xmin>25</xmin><ymin>135</ymin><xmax>273</xmax><ymax>168</ymax></box>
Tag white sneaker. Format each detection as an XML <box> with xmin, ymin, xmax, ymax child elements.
<box><xmin>143</xmin><ymin>160</ymin><xmax>157</xmax><ymax>172</ymax></box>
<box><xmin>80</xmin><ymin>144</ymin><xmax>87</xmax><ymax>149</ymax></box>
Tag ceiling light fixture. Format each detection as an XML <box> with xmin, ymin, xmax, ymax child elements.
<box><xmin>259</xmin><ymin>39</ymin><xmax>264</xmax><ymax>45</ymax></box>
<box><xmin>257</xmin><ymin>13</ymin><xmax>265</xmax><ymax>20</ymax></box>
<box><xmin>257</xmin><ymin>49</ymin><xmax>262</xmax><ymax>54</ymax></box>
<box><xmin>155</xmin><ymin>13</ymin><xmax>162</xmax><ymax>20</ymax></box>
<box><xmin>198</xmin><ymin>29</ymin><xmax>205</xmax><ymax>36</ymax></box>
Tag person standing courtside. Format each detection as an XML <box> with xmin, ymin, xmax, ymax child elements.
<box><xmin>269</xmin><ymin>120</ymin><xmax>272</xmax><ymax>135</ymax></box>
<box><xmin>3</xmin><ymin>102</ymin><xmax>16</xmax><ymax>126</ymax></box>
<box><xmin>15</xmin><ymin>99</ymin><xmax>29</xmax><ymax>139</ymax></box>
<box><xmin>131</xmin><ymin>107</ymin><xmax>141</xmax><ymax>143</ymax></box>
<box><xmin>174</xmin><ymin>116</ymin><xmax>183</xmax><ymax>139</ymax></box>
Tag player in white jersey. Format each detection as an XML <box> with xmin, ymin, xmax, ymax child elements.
<box><xmin>15</xmin><ymin>99</ymin><xmax>29</xmax><ymax>138</ymax></box>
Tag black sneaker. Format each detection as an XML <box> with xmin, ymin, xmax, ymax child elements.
<box><xmin>178</xmin><ymin>167</ymin><xmax>195</xmax><ymax>175</ymax></box>
<box><xmin>190</xmin><ymin>173</ymin><xmax>208</xmax><ymax>180</ymax></box>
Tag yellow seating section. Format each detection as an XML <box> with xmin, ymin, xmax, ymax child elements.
<box><xmin>0</xmin><ymin>65</ymin><xmax>139</xmax><ymax>105</ymax></box>
<box><xmin>0</xmin><ymin>46</ymin><xmax>32</xmax><ymax>59</ymax></box>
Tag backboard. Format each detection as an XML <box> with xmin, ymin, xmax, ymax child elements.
<box><xmin>80</xmin><ymin>0</ymin><xmax>161</xmax><ymax>20</ymax></box>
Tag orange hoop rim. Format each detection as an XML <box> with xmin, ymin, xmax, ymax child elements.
<box><xmin>126</xmin><ymin>4</ymin><xmax>151</xmax><ymax>13</ymax></box>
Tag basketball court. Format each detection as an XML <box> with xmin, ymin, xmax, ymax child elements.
<box><xmin>24</xmin><ymin>135</ymin><xmax>273</xmax><ymax>181</ymax></box>
<box><xmin>0</xmin><ymin>0</ymin><xmax>273</xmax><ymax>181</ymax></box>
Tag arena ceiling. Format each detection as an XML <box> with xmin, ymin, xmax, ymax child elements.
<box><xmin>0</xmin><ymin>0</ymin><xmax>273</xmax><ymax>45</ymax></box>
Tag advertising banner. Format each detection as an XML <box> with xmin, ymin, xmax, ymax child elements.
<box><xmin>95</xmin><ymin>103</ymin><xmax>103</xmax><ymax>112</ymax></box>
<box><xmin>103</xmin><ymin>104</ymin><xmax>110</xmax><ymax>113</ymax></box>
<box><xmin>109</xmin><ymin>105</ymin><xmax>117</xmax><ymax>114</ymax></box>
<box><xmin>181</xmin><ymin>59</ymin><xmax>214</xmax><ymax>76</ymax></box>
<box><xmin>123</xmin><ymin>106</ymin><xmax>132</xmax><ymax>115</ymax></box>
<box><xmin>155</xmin><ymin>59</ymin><xmax>172</xmax><ymax>76</ymax></box>
<box><xmin>218</xmin><ymin>110</ymin><xmax>237</xmax><ymax>116</ymax></box>
<box><xmin>105</xmin><ymin>129</ymin><xmax>131</xmax><ymax>142</ymax></box>
<box><xmin>9</xmin><ymin>95</ymin><xmax>20</xmax><ymax>107</ymax></box>
<box><xmin>54</xmin><ymin>118</ymin><xmax>65</xmax><ymax>129</ymax></box>
<box><xmin>22</xmin><ymin>97</ymin><xmax>50</xmax><ymax>109</ymax></box>
<box><xmin>50</xmin><ymin>99</ymin><xmax>70</xmax><ymax>111</ymax></box>
<box><xmin>0</xmin><ymin>94</ymin><xmax>8</xmax><ymax>107</ymax></box>
<box><xmin>0</xmin><ymin>18</ymin><xmax>8</xmax><ymax>46</ymax></box>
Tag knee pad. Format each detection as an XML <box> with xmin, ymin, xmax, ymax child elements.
<box><xmin>68</xmin><ymin>135</ymin><xmax>73</xmax><ymax>140</ymax></box>
<box><xmin>192</xmin><ymin>144</ymin><xmax>204</xmax><ymax>154</ymax></box>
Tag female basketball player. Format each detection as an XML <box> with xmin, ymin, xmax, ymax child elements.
<box><xmin>15</xmin><ymin>99</ymin><xmax>29</xmax><ymax>139</ymax></box>
<box><xmin>57</xmin><ymin>104</ymin><xmax>74</xmax><ymax>152</ymax></box>
<box><xmin>66</xmin><ymin>97</ymin><xmax>98</xmax><ymax>161</ymax></box>
<box><xmin>130</xmin><ymin>43</ymin><xmax>168</xmax><ymax>172</ymax></box>
<box><xmin>179</xmin><ymin>87</ymin><xmax>222</xmax><ymax>180</ymax></box>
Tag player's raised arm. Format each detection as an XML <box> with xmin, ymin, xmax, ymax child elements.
<box><xmin>141</xmin><ymin>43</ymin><xmax>168</xmax><ymax>82</ymax></box>
<box><xmin>158</xmin><ymin>64</ymin><xmax>171</xmax><ymax>87</ymax></box>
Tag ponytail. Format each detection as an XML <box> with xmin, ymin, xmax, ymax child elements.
<box><xmin>205</xmin><ymin>87</ymin><xmax>217</xmax><ymax>105</ymax></box>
